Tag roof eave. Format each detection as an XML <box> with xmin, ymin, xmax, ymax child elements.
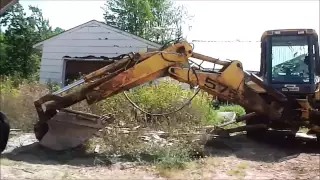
<box><xmin>93</xmin><ymin>20</ymin><xmax>162</xmax><ymax>48</ymax></box>
<box><xmin>32</xmin><ymin>19</ymin><xmax>163</xmax><ymax>50</ymax></box>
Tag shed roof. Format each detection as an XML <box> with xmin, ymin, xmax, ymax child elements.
<box><xmin>33</xmin><ymin>20</ymin><xmax>162</xmax><ymax>50</ymax></box>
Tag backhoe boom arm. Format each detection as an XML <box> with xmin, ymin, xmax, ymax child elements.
<box><xmin>33</xmin><ymin>40</ymin><xmax>284</xmax><ymax>150</ymax></box>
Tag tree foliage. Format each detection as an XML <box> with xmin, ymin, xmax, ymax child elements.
<box><xmin>0</xmin><ymin>3</ymin><xmax>64</xmax><ymax>79</ymax></box>
<box><xmin>102</xmin><ymin>0</ymin><xmax>193</xmax><ymax>45</ymax></box>
<box><xmin>0</xmin><ymin>1</ymin><xmax>191</xmax><ymax>80</ymax></box>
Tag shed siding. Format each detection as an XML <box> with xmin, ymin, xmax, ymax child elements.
<box><xmin>45</xmin><ymin>39</ymin><xmax>151</xmax><ymax>47</ymax></box>
<box><xmin>43</xmin><ymin>46</ymin><xmax>141</xmax><ymax>54</ymax></box>
<box><xmin>39</xmin><ymin>21</ymin><xmax>159</xmax><ymax>86</ymax></box>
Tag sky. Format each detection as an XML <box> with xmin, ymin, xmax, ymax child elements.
<box><xmin>18</xmin><ymin>0</ymin><xmax>320</xmax><ymax>71</ymax></box>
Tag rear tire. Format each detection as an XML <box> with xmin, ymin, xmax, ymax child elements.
<box><xmin>0</xmin><ymin>112</ymin><xmax>10</xmax><ymax>153</ymax></box>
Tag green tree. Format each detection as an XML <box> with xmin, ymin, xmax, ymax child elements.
<box><xmin>102</xmin><ymin>0</ymin><xmax>192</xmax><ymax>45</ymax></box>
<box><xmin>53</xmin><ymin>27</ymin><xmax>64</xmax><ymax>34</ymax></box>
<box><xmin>0</xmin><ymin>3</ymin><xmax>64</xmax><ymax>79</ymax></box>
<box><xmin>0</xmin><ymin>32</ymin><xmax>8</xmax><ymax>74</ymax></box>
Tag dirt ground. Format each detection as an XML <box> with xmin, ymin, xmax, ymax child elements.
<box><xmin>1</xmin><ymin>131</ymin><xmax>320</xmax><ymax>180</ymax></box>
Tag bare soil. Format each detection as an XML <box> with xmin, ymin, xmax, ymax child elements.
<box><xmin>1</xmin><ymin>131</ymin><xmax>320</xmax><ymax>180</ymax></box>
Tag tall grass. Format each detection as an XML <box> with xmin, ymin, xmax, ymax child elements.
<box><xmin>0</xmin><ymin>76</ymin><xmax>245</xmax><ymax>169</ymax></box>
<box><xmin>0</xmin><ymin>76</ymin><xmax>50</xmax><ymax>130</ymax></box>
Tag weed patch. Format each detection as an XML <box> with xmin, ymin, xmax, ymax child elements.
<box><xmin>0</xmin><ymin>76</ymin><xmax>49</xmax><ymax>131</ymax></box>
<box><xmin>227</xmin><ymin>161</ymin><xmax>249</xmax><ymax>178</ymax></box>
<box><xmin>1</xmin><ymin>76</ymin><xmax>246</xmax><ymax>170</ymax></box>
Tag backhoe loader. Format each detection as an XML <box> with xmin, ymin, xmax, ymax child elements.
<box><xmin>0</xmin><ymin>28</ymin><xmax>319</xmax><ymax>152</ymax></box>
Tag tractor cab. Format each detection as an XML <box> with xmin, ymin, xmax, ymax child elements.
<box><xmin>259</xmin><ymin>29</ymin><xmax>320</xmax><ymax>95</ymax></box>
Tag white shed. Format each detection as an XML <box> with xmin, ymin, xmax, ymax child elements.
<box><xmin>33</xmin><ymin>20</ymin><xmax>162</xmax><ymax>87</ymax></box>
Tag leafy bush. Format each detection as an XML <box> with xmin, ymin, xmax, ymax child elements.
<box><xmin>1</xmin><ymin>75</ymin><xmax>245</xmax><ymax>131</ymax></box>
<box><xmin>0</xmin><ymin>76</ymin><xmax>50</xmax><ymax>130</ymax></box>
<box><xmin>0</xmin><ymin>75</ymin><xmax>246</xmax><ymax>133</ymax></box>
<box><xmin>1</xmin><ymin>76</ymin><xmax>245</xmax><ymax>169</ymax></box>
<box><xmin>96</xmin><ymin>79</ymin><xmax>218</xmax><ymax>129</ymax></box>
<box><xmin>45</xmin><ymin>79</ymin><xmax>61</xmax><ymax>92</ymax></box>
<box><xmin>153</xmin><ymin>145</ymin><xmax>192</xmax><ymax>170</ymax></box>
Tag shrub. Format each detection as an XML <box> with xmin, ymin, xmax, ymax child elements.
<box><xmin>0</xmin><ymin>76</ymin><xmax>50</xmax><ymax>130</ymax></box>
<box><xmin>45</xmin><ymin>79</ymin><xmax>61</xmax><ymax>92</ymax></box>
<box><xmin>153</xmin><ymin>145</ymin><xmax>192</xmax><ymax>170</ymax></box>
<box><xmin>0</xmin><ymin>76</ymin><xmax>245</xmax><ymax>168</ymax></box>
<box><xmin>0</xmin><ymin>75</ymin><xmax>245</xmax><ymax>131</ymax></box>
<box><xmin>94</xmin><ymin>79</ymin><xmax>219</xmax><ymax>130</ymax></box>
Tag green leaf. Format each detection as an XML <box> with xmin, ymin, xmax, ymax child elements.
<box><xmin>102</xmin><ymin>0</ymin><xmax>193</xmax><ymax>44</ymax></box>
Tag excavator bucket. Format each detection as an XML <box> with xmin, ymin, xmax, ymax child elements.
<box><xmin>36</xmin><ymin>108</ymin><xmax>114</xmax><ymax>151</ymax></box>
<box><xmin>32</xmin><ymin>54</ymin><xmax>141</xmax><ymax>151</ymax></box>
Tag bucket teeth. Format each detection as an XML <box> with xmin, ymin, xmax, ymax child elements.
<box><xmin>35</xmin><ymin>109</ymin><xmax>114</xmax><ymax>151</ymax></box>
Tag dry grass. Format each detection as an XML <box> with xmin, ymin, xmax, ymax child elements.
<box><xmin>154</xmin><ymin>157</ymin><xmax>219</xmax><ymax>179</ymax></box>
<box><xmin>0</xmin><ymin>76</ymin><xmax>246</xmax><ymax>170</ymax></box>
<box><xmin>226</xmin><ymin>161</ymin><xmax>249</xmax><ymax>178</ymax></box>
<box><xmin>3</xmin><ymin>77</ymin><xmax>319</xmax><ymax>180</ymax></box>
<box><xmin>0</xmin><ymin>157</ymin><xmax>21</xmax><ymax>166</ymax></box>
<box><xmin>0</xmin><ymin>77</ymin><xmax>50</xmax><ymax>131</ymax></box>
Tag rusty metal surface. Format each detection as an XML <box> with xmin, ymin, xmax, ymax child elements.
<box><xmin>192</xmin><ymin>52</ymin><xmax>231</xmax><ymax>66</ymax></box>
<box><xmin>39</xmin><ymin>110</ymin><xmax>114</xmax><ymax>150</ymax></box>
<box><xmin>64</xmin><ymin>60</ymin><xmax>114</xmax><ymax>85</ymax></box>
<box><xmin>34</xmin><ymin>42</ymin><xmax>192</xmax><ymax>123</ymax></box>
<box><xmin>32</xmin><ymin>39</ymin><xmax>320</xmax><ymax>151</ymax></box>
<box><xmin>33</xmin><ymin>41</ymin><xmax>193</xmax><ymax>150</ymax></box>
<box><xmin>217</xmin><ymin>112</ymin><xmax>257</xmax><ymax>127</ymax></box>
<box><xmin>86</xmin><ymin>42</ymin><xmax>193</xmax><ymax>104</ymax></box>
<box><xmin>34</xmin><ymin>54</ymin><xmax>135</xmax><ymax>124</ymax></box>
<box><xmin>168</xmin><ymin>64</ymin><xmax>282</xmax><ymax>120</ymax></box>
<box><xmin>209</xmin><ymin>124</ymin><xmax>269</xmax><ymax>137</ymax></box>
<box><xmin>250</xmin><ymin>73</ymin><xmax>287</xmax><ymax>102</ymax></box>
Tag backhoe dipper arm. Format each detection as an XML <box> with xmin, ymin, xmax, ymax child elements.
<box><xmin>34</xmin><ymin>41</ymin><xmax>192</xmax><ymax>122</ymax></box>
<box><xmin>32</xmin><ymin>40</ymin><xmax>288</xmax><ymax>151</ymax></box>
<box><xmin>35</xmin><ymin>40</ymin><xmax>282</xmax><ymax>125</ymax></box>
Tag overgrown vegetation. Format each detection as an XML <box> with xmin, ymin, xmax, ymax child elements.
<box><xmin>0</xmin><ymin>3</ymin><xmax>64</xmax><ymax>80</ymax></box>
<box><xmin>0</xmin><ymin>76</ymin><xmax>245</xmax><ymax>170</ymax></box>
<box><xmin>0</xmin><ymin>1</ymin><xmax>245</xmax><ymax>172</ymax></box>
<box><xmin>0</xmin><ymin>76</ymin><xmax>49</xmax><ymax>130</ymax></box>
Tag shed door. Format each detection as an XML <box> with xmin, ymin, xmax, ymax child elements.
<box><xmin>64</xmin><ymin>60</ymin><xmax>113</xmax><ymax>86</ymax></box>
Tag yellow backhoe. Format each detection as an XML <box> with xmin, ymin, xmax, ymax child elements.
<box><xmin>1</xmin><ymin>0</ymin><xmax>320</xmax><ymax>153</ymax></box>
<box><xmin>1</xmin><ymin>28</ymin><xmax>320</xmax><ymax>152</ymax></box>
